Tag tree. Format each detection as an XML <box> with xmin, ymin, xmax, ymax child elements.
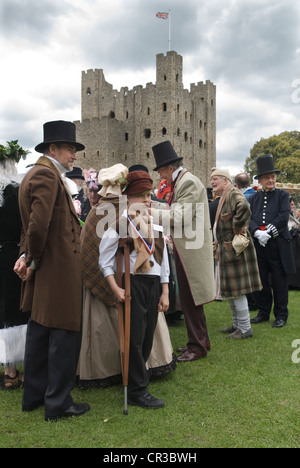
<box><xmin>244</xmin><ymin>131</ymin><xmax>300</xmax><ymax>183</ymax></box>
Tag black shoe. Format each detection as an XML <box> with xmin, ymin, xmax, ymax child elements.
<box><xmin>128</xmin><ymin>392</ymin><xmax>165</xmax><ymax>410</ymax></box>
<box><xmin>272</xmin><ymin>319</ymin><xmax>287</xmax><ymax>328</ymax></box>
<box><xmin>45</xmin><ymin>403</ymin><xmax>90</xmax><ymax>422</ymax></box>
<box><xmin>250</xmin><ymin>315</ymin><xmax>269</xmax><ymax>324</ymax></box>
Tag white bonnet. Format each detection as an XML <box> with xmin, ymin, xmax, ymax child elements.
<box><xmin>98</xmin><ymin>163</ymin><xmax>128</xmax><ymax>197</ymax></box>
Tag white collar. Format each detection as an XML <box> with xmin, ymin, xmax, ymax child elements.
<box><xmin>44</xmin><ymin>155</ymin><xmax>66</xmax><ymax>175</ymax></box>
<box><xmin>172</xmin><ymin>166</ymin><xmax>183</xmax><ymax>182</ymax></box>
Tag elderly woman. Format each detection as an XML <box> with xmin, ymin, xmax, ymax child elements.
<box><xmin>211</xmin><ymin>168</ymin><xmax>262</xmax><ymax>339</ymax></box>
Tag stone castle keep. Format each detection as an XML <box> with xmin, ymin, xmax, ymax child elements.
<box><xmin>74</xmin><ymin>51</ymin><xmax>216</xmax><ymax>187</ymax></box>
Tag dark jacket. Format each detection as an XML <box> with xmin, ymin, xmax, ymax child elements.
<box><xmin>249</xmin><ymin>189</ymin><xmax>295</xmax><ymax>275</ymax></box>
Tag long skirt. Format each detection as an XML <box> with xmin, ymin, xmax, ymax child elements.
<box><xmin>0</xmin><ymin>243</ymin><xmax>29</xmax><ymax>366</ymax></box>
<box><xmin>77</xmin><ymin>287</ymin><xmax>176</xmax><ymax>388</ymax></box>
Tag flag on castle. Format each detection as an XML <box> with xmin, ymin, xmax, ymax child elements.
<box><xmin>156</xmin><ymin>12</ymin><xmax>169</xmax><ymax>19</ymax></box>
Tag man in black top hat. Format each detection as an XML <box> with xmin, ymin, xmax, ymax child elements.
<box><xmin>15</xmin><ymin>120</ymin><xmax>90</xmax><ymax>420</ymax></box>
<box><xmin>249</xmin><ymin>154</ymin><xmax>295</xmax><ymax>328</ymax></box>
<box><xmin>150</xmin><ymin>141</ymin><xmax>215</xmax><ymax>362</ymax></box>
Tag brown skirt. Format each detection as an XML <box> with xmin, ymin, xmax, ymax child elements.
<box><xmin>77</xmin><ymin>287</ymin><xmax>176</xmax><ymax>388</ymax></box>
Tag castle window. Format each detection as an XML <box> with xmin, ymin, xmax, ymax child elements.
<box><xmin>125</xmin><ymin>154</ymin><xmax>128</xmax><ymax>161</ymax></box>
<box><xmin>97</xmin><ymin>150</ymin><xmax>100</xmax><ymax>157</ymax></box>
<box><xmin>146</xmin><ymin>152</ymin><xmax>150</xmax><ymax>159</ymax></box>
<box><xmin>144</xmin><ymin>129</ymin><xmax>151</xmax><ymax>138</ymax></box>
<box><xmin>126</xmin><ymin>111</ymin><xmax>129</xmax><ymax>119</ymax></box>
<box><xmin>109</xmin><ymin>111</ymin><xmax>115</xmax><ymax>118</ymax></box>
<box><xmin>86</xmin><ymin>87</ymin><xmax>91</xmax><ymax>95</ymax></box>
<box><xmin>185</xmin><ymin>111</ymin><xmax>188</xmax><ymax>120</ymax></box>
<box><xmin>176</xmin><ymin>74</ymin><xmax>179</xmax><ymax>82</ymax></box>
<box><xmin>164</xmin><ymin>75</ymin><xmax>167</xmax><ymax>81</ymax></box>
<box><xmin>162</xmin><ymin>127</ymin><xmax>167</xmax><ymax>135</ymax></box>
<box><xmin>177</xmin><ymin>128</ymin><xmax>180</xmax><ymax>136</ymax></box>
<box><xmin>147</xmin><ymin>107</ymin><xmax>151</xmax><ymax>115</ymax></box>
<box><xmin>199</xmin><ymin>120</ymin><xmax>203</xmax><ymax>128</ymax></box>
<box><xmin>211</xmin><ymin>99</ymin><xmax>214</xmax><ymax>107</ymax></box>
<box><xmin>162</xmin><ymin>103</ymin><xmax>167</xmax><ymax>112</ymax></box>
<box><xmin>177</xmin><ymin>104</ymin><xmax>180</xmax><ymax>113</ymax></box>
<box><xmin>184</xmin><ymin>132</ymin><xmax>188</xmax><ymax>142</ymax></box>
<box><xmin>199</xmin><ymin>140</ymin><xmax>203</xmax><ymax>148</ymax></box>
<box><xmin>125</xmin><ymin>133</ymin><xmax>129</xmax><ymax>141</ymax></box>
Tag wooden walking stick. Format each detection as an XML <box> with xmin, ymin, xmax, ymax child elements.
<box><xmin>116</xmin><ymin>237</ymin><xmax>131</xmax><ymax>415</ymax></box>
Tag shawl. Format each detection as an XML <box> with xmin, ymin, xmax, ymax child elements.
<box><xmin>81</xmin><ymin>197</ymin><xmax>120</xmax><ymax>307</ymax></box>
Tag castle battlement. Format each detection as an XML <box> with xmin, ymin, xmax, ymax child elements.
<box><xmin>75</xmin><ymin>51</ymin><xmax>216</xmax><ymax>186</ymax></box>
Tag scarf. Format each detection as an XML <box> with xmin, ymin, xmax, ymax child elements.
<box><xmin>81</xmin><ymin>197</ymin><xmax>120</xmax><ymax>306</ymax></box>
<box><xmin>127</xmin><ymin>207</ymin><xmax>155</xmax><ymax>274</ymax></box>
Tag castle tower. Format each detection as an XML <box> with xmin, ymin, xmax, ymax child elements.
<box><xmin>74</xmin><ymin>51</ymin><xmax>216</xmax><ymax>187</ymax></box>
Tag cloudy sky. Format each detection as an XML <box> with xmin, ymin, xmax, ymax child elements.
<box><xmin>0</xmin><ymin>0</ymin><xmax>299</xmax><ymax>175</ymax></box>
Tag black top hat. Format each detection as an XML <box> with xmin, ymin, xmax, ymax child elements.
<box><xmin>66</xmin><ymin>167</ymin><xmax>84</xmax><ymax>180</ymax></box>
<box><xmin>35</xmin><ymin>120</ymin><xmax>85</xmax><ymax>153</ymax></box>
<box><xmin>254</xmin><ymin>154</ymin><xmax>281</xmax><ymax>180</ymax></box>
<box><xmin>152</xmin><ymin>141</ymin><xmax>183</xmax><ymax>171</ymax></box>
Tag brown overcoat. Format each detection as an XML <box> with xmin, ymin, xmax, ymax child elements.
<box><xmin>18</xmin><ymin>157</ymin><xmax>82</xmax><ymax>332</ymax></box>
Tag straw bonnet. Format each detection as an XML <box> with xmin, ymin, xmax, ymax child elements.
<box><xmin>98</xmin><ymin>163</ymin><xmax>128</xmax><ymax>197</ymax></box>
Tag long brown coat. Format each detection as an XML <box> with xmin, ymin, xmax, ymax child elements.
<box><xmin>214</xmin><ymin>185</ymin><xmax>262</xmax><ymax>299</ymax></box>
<box><xmin>19</xmin><ymin>157</ymin><xmax>82</xmax><ymax>332</ymax></box>
<box><xmin>155</xmin><ymin>168</ymin><xmax>215</xmax><ymax>306</ymax></box>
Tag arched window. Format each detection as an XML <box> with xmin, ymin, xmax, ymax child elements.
<box><xmin>109</xmin><ymin>111</ymin><xmax>115</xmax><ymax>118</ymax></box>
<box><xmin>162</xmin><ymin>128</ymin><xmax>167</xmax><ymax>135</ymax></box>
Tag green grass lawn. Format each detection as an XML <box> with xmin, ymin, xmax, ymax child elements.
<box><xmin>1</xmin><ymin>291</ymin><xmax>300</xmax><ymax>448</ymax></box>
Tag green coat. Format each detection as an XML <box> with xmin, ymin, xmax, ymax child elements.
<box><xmin>155</xmin><ymin>168</ymin><xmax>216</xmax><ymax>306</ymax></box>
<box><xmin>214</xmin><ymin>185</ymin><xmax>262</xmax><ymax>299</ymax></box>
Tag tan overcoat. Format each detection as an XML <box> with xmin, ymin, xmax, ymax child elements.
<box><xmin>155</xmin><ymin>168</ymin><xmax>215</xmax><ymax>306</ymax></box>
<box><xmin>18</xmin><ymin>157</ymin><xmax>82</xmax><ymax>332</ymax></box>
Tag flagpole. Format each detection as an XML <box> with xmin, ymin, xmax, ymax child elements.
<box><xmin>168</xmin><ymin>9</ymin><xmax>171</xmax><ymax>51</ymax></box>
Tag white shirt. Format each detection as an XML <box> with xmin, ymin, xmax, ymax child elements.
<box><xmin>99</xmin><ymin>211</ymin><xmax>170</xmax><ymax>283</ymax></box>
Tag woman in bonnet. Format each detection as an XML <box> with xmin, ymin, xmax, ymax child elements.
<box><xmin>0</xmin><ymin>141</ymin><xmax>30</xmax><ymax>389</ymax></box>
<box><xmin>77</xmin><ymin>164</ymin><xmax>176</xmax><ymax>390</ymax></box>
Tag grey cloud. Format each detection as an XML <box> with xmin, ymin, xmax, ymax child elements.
<box><xmin>0</xmin><ymin>0</ymin><xmax>70</xmax><ymax>42</ymax></box>
<box><xmin>79</xmin><ymin>0</ymin><xmax>201</xmax><ymax>71</ymax></box>
<box><xmin>198</xmin><ymin>1</ymin><xmax>300</xmax><ymax>94</ymax></box>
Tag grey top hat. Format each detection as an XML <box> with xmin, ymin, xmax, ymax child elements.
<box><xmin>254</xmin><ymin>154</ymin><xmax>281</xmax><ymax>180</ymax></box>
<box><xmin>152</xmin><ymin>141</ymin><xmax>183</xmax><ymax>171</ymax></box>
<box><xmin>35</xmin><ymin>120</ymin><xmax>85</xmax><ymax>153</ymax></box>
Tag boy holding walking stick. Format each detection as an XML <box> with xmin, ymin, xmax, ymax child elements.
<box><xmin>99</xmin><ymin>170</ymin><xmax>170</xmax><ymax>409</ymax></box>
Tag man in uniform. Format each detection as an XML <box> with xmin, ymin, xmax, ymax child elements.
<box><xmin>249</xmin><ymin>154</ymin><xmax>295</xmax><ymax>328</ymax></box>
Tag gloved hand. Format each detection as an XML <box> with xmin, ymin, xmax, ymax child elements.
<box><xmin>266</xmin><ymin>224</ymin><xmax>279</xmax><ymax>239</ymax></box>
<box><xmin>254</xmin><ymin>230</ymin><xmax>271</xmax><ymax>247</ymax></box>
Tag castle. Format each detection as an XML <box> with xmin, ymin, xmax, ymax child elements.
<box><xmin>74</xmin><ymin>51</ymin><xmax>216</xmax><ymax>187</ymax></box>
